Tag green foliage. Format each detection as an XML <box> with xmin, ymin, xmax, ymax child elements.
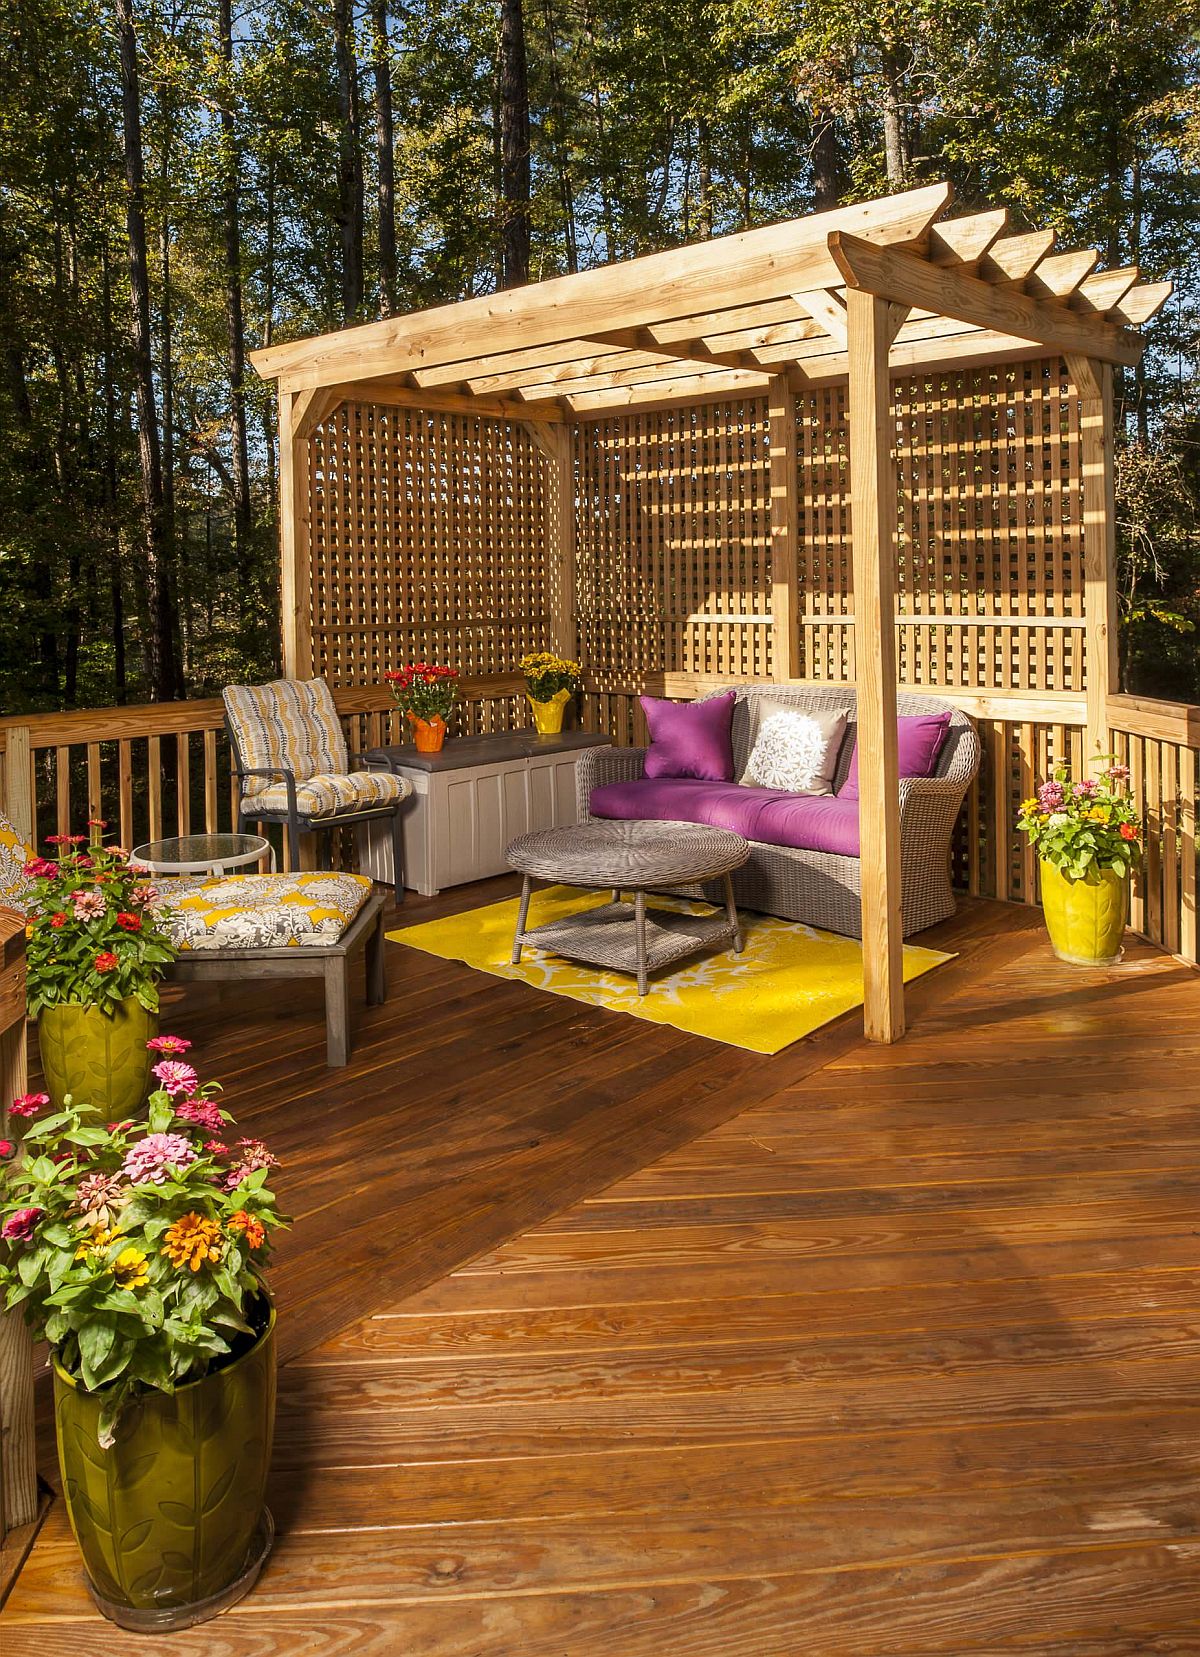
<box><xmin>0</xmin><ymin>1061</ymin><xmax>284</xmax><ymax>1445</ymax></box>
<box><xmin>22</xmin><ymin>830</ymin><xmax>177</xmax><ymax>1017</ymax></box>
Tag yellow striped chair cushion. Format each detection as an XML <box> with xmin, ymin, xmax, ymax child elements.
<box><xmin>251</xmin><ymin>770</ymin><xmax>411</xmax><ymax>818</ymax></box>
<box><xmin>223</xmin><ymin>678</ymin><xmax>348</xmax><ymax>801</ymax></box>
<box><xmin>156</xmin><ymin>871</ymin><xmax>373</xmax><ymax>950</ymax></box>
<box><xmin>0</xmin><ymin>812</ymin><xmax>34</xmax><ymax>914</ymax></box>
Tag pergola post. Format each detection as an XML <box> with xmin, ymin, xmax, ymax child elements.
<box><xmin>768</xmin><ymin>384</ymin><xmax>801</xmax><ymax>681</ymax></box>
<box><xmin>1071</xmin><ymin>356</ymin><xmax>1119</xmax><ymax>763</ymax></box>
<box><xmin>525</xmin><ymin>422</ymin><xmax>577</xmax><ymax>662</ymax></box>
<box><xmin>846</xmin><ymin>286</ymin><xmax>905</xmax><ymax>1043</ymax></box>
<box><xmin>278</xmin><ymin>386</ymin><xmax>314</xmax><ymax>680</ymax></box>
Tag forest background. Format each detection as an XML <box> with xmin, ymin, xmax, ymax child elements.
<box><xmin>2</xmin><ymin>0</ymin><xmax>1197</xmax><ymax>714</ymax></box>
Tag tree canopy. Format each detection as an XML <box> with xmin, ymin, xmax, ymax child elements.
<box><xmin>1</xmin><ymin>0</ymin><xmax>1197</xmax><ymax>712</ymax></box>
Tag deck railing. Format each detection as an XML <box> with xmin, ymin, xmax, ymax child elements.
<box><xmin>2</xmin><ymin>679</ymin><xmax>1196</xmax><ymax>965</ymax></box>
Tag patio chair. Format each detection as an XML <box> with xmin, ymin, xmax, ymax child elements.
<box><xmin>223</xmin><ymin>676</ymin><xmax>411</xmax><ymax>903</ymax></box>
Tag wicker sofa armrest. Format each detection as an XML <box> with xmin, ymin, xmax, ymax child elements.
<box><xmin>576</xmin><ymin>745</ymin><xmax>648</xmax><ymax>821</ymax></box>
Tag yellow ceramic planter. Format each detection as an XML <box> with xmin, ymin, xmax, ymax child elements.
<box><xmin>1039</xmin><ymin>859</ymin><xmax>1128</xmax><ymax>965</ymax></box>
<box><xmin>528</xmin><ymin>688</ymin><xmax>571</xmax><ymax>734</ymax></box>
<box><xmin>38</xmin><ymin>996</ymin><xmax>157</xmax><ymax>1117</ymax></box>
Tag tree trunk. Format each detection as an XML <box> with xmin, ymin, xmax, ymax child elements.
<box><xmin>879</xmin><ymin>42</ymin><xmax>911</xmax><ymax>186</ymax></box>
<box><xmin>332</xmin><ymin>0</ymin><xmax>364</xmax><ymax>320</ymax></box>
<box><xmin>370</xmin><ymin>0</ymin><xmax>397</xmax><ymax>314</ymax></box>
<box><xmin>498</xmin><ymin>0</ymin><xmax>531</xmax><ymax>286</ymax></box>
<box><xmin>697</xmin><ymin>118</ymin><xmax>713</xmax><ymax>239</ymax></box>
<box><xmin>218</xmin><ymin>0</ymin><xmax>253</xmax><ymax>614</ymax></box>
<box><xmin>811</xmin><ymin>119</ymin><xmax>842</xmax><ymax>210</ymax></box>
<box><xmin>114</xmin><ymin>0</ymin><xmax>175</xmax><ymax>701</ymax></box>
<box><xmin>100</xmin><ymin>238</ymin><xmax>126</xmax><ymax>702</ymax></box>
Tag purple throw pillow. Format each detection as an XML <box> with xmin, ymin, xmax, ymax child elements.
<box><xmin>641</xmin><ymin>691</ymin><xmax>736</xmax><ymax>782</ymax></box>
<box><xmin>838</xmin><ymin>711</ymin><xmax>953</xmax><ymax>800</ymax></box>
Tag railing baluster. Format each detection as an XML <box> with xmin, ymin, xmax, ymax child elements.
<box><xmin>203</xmin><ymin>729</ymin><xmax>218</xmax><ymax>831</ymax></box>
<box><xmin>86</xmin><ymin>744</ymin><xmax>102</xmax><ymax>825</ymax></box>
<box><xmin>148</xmin><ymin>736</ymin><xmax>163</xmax><ymax>841</ymax></box>
<box><xmin>118</xmin><ymin>740</ymin><xmax>134</xmax><ymax>848</ymax></box>
<box><xmin>55</xmin><ymin>745</ymin><xmax>70</xmax><ymax>837</ymax></box>
<box><xmin>177</xmin><ymin>733</ymin><xmax>191</xmax><ymax>836</ymax></box>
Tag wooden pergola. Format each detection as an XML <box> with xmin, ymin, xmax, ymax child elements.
<box><xmin>251</xmin><ymin>182</ymin><xmax>1170</xmax><ymax>1044</ymax></box>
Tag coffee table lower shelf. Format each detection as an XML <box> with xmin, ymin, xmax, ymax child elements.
<box><xmin>513</xmin><ymin>896</ymin><xmax>742</xmax><ymax>996</ymax></box>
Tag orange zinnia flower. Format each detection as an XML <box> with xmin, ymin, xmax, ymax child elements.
<box><xmin>162</xmin><ymin>1212</ymin><xmax>224</xmax><ymax>1272</ymax></box>
<box><xmin>228</xmin><ymin>1209</ymin><xmax>266</xmax><ymax>1250</ymax></box>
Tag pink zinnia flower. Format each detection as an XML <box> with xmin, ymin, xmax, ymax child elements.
<box><xmin>1</xmin><ymin>1207</ymin><xmax>43</xmax><ymax>1242</ymax></box>
<box><xmin>151</xmin><ymin>1060</ymin><xmax>199</xmax><ymax>1098</ymax></box>
<box><xmin>72</xmin><ymin>889</ymin><xmax>106</xmax><ymax>920</ymax></box>
<box><xmin>223</xmin><ymin>1137</ymin><xmax>279</xmax><ymax>1191</ymax></box>
<box><xmin>122</xmin><ymin>1133</ymin><xmax>197</xmax><ymax>1185</ymax></box>
<box><xmin>1107</xmin><ymin>763</ymin><xmax>1130</xmax><ymax>782</ymax></box>
<box><xmin>72</xmin><ymin>1171</ymin><xmax>129</xmax><ymax>1223</ymax></box>
<box><xmin>146</xmin><ymin>1035</ymin><xmax>192</xmax><ymax>1055</ymax></box>
<box><xmin>1036</xmin><ymin>780</ymin><xmax>1065</xmax><ymax>812</ymax></box>
<box><xmin>8</xmin><ymin>1092</ymin><xmax>49</xmax><ymax>1119</ymax></box>
<box><xmin>203</xmin><ymin>1139</ymin><xmax>229</xmax><ymax>1157</ymax></box>
<box><xmin>0</xmin><ymin>1139</ymin><xmax>14</xmax><ymax>1159</ymax></box>
<box><xmin>174</xmin><ymin>1098</ymin><xmax>224</xmax><ymax>1132</ymax></box>
<box><xmin>22</xmin><ymin>857</ymin><xmax>56</xmax><ymax>878</ymax></box>
<box><xmin>1074</xmin><ymin>778</ymin><xmax>1098</xmax><ymax>797</ymax></box>
<box><xmin>130</xmin><ymin>883</ymin><xmax>159</xmax><ymax>906</ymax></box>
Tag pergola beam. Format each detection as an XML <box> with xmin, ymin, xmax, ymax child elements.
<box><xmin>828</xmin><ymin>232</ymin><xmax>1143</xmax><ymax>367</ymax></box>
<box><xmin>253</xmin><ymin>183</ymin><xmax>953</xmax><ymax>391</ymax></box>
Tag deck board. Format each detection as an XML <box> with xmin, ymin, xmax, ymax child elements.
<box><xmin>5</xmin><ymin>884</ymin><xmax>1200</xmax><ymax>1652</ymax></box>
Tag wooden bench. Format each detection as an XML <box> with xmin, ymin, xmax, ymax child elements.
<box><xmin>165</xmin><ymin>890</ymin><xmax>388</xmax><ymax>1067</ymax></box>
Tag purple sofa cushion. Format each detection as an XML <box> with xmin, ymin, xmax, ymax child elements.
<box><xmin>641</xmin><ymin>691</ymin><xmax>736</xmax><ymax>782</ymax></box>
<box><xmin>838</xmin><ymin>712</ymin><xmax>953</xmax><ymax>800</ymax></box>
<box><xmin>589</xmin><ymin>778</ymin><xmax>862</xmax><ymax>857</ymax></box>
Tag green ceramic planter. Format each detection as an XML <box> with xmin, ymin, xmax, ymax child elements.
<box><xmin>1039</xmin><ymin>859</ymin><xmax>1128</xmax><ymax>965</ymax></box>
<box><xmin>37</xmin><ymin>996</ymin><xmax>157</xmax><ymax>1117</ymax></box>
<box><xmin>53</xmin><ymin>1306</ymin><xmax>276</xmax><ymax>1632</ymax></box>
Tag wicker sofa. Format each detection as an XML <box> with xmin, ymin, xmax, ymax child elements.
<box><xmin>576</xmin><ymin>685</ymin><xmax>981</xmax><ymax>939</ymax></box>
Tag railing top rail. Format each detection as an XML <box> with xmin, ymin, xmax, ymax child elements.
<box><xmin>0</xmin><ymin>674</ymin><xmax>527</xmax><ymax>754</ymax></box>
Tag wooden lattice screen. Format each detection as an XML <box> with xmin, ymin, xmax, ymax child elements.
<box><xmin>576</xmin><ymin>400</ymin><xmax>773</xmax><ymax>689</ymax></box>
<box><xmin>307</xmin><ymin>401</ymin><xmax>552</xmax><ymax>686</ymax></box>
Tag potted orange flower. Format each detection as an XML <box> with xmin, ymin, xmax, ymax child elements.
<box><xmin>383</xmin><ymin>662</ymin><xmax>459</xmax><ymax>752</ymax></box>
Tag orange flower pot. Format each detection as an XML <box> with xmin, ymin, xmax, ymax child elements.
<box><xmin>408</xmin><ymin>713</ymin><xmax>447</xmax><ymax>753</ymax></box>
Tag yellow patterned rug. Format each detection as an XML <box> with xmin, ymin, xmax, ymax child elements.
<box><xmin>388</xmin><ymin>884</ymin><xmax>952</xmax><ymax>1054</ymax></box>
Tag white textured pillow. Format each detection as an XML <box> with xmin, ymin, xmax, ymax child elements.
<box><xmin>741</xmin><ymin>703</ymin><xmax>850</xmax><ymax>795</ymax></box>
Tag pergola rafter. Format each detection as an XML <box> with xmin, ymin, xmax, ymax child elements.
<box><xmin>251</xmin><ymin>182</ymin><xmax>1172</xmax><ymax>1044</ymax></box>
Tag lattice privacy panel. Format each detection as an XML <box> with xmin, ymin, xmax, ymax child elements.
<box><xmin>575</xmin><ymin>401</ymin><xmax>773</xmax><ymax>688</ymax></box>
<box><xmin>307</xmin><ymin>402</ymin><xmax>551</xmax><ymax>684</ymax></box>
<box><xmin>571</xmin><ymin>358</ymin><xmax>1087</xmax><ymax>699</ymax></box>
<box><xmin>891</xmin><ymin>358</ymin><xmax>1085</xmax><ymax>695</ymax></box>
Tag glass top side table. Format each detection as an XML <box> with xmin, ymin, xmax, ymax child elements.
<box><xmin>129</xmin><ymin>833</ymin><xmax>275</xmax><ymax>877</ymax></box>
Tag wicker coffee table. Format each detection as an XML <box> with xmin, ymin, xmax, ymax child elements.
<box><xmin>506</xmin><ymin>821</ymin><xmax>751</xmax><ymax>995</ymax></box>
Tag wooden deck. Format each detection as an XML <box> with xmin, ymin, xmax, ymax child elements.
<box><xmin>5</xmin><ymin>883</ymin><xmax>1200</xmax><ymax>1653</ymax></box>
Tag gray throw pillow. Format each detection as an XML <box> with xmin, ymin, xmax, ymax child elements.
<box><xmin>741</xmin><ymin>701</ymin><xmax>850</xmax><ymax>795</ymax></box>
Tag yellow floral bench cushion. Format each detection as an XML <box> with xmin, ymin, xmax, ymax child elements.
<box><xmin>223</xmin><ymin>677</ymin><xmax>349</xmax><ymax>802</ymax></box>
<box><xmin>0</xmin><ymin>812</ymin><xmax>34</xmax><ymax>914</ymax></box>
<box><xmin>251</xmin><ymin>769</ymin><xmax>410</xmax><ymax>818</ymax></box>
<box><xmin>156</xmin><ymin>871</ymin><xmax>374</xmax><ymax>951</ymax></box>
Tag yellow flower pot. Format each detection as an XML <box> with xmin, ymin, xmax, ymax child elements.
<box><xmin>38</xmin><ymin>995</ymin><xmax>157</xmax><ymax>1117</ymax></box>
<box><xmin>1038</xmin><ymin>859</ymin><xmax>1128</xmax><ymax>966</ymax></box>
<box><xmin>528</xmin><ymin>688</ymin><xmax>571</xmax><ymax>735</ymax></box>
